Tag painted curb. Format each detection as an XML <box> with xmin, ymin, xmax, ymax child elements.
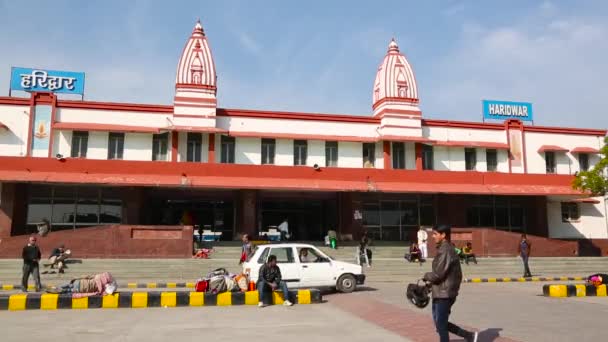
<box><xmin>543</xmin><ymin>284</ymin><xmax>607</xmax><ymax>297</ymax></box>
<box><xmin>0</xmin><ymin>289</ymin><xmax>322</xmax><ymax>310</ymax></box>
<box><xmin>1</xmin><ymin>282</ymin><xmax>198</xmax><ymax>291</ymax></box>
<box><xmin>463</xmin><ymin>276</ymin><xmax>584</xmax><ymax>283</ymax></box>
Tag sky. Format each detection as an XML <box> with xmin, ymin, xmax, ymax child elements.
<box><xmin>0</xmin><ymin>0</ymin><xmax>607</xmax><ymax>128</ymax></box>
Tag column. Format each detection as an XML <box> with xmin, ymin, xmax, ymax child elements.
<box><xmin>383</xmin><ymin>141</ymin><xmax>391</xmax><ymax>170</ymax></box>
<box><xmin>237</xmin><ymin>190</ymin><xmax>257</xmax><ymax>237</ymax></box>
<box><xmin>171</xmin><ymin>131</ymin><xmax>179</xmax><ymax>162</ymax></box>
<box><xmin>415</xmin><ymin>143</ymin><xmax>423</xmax><ymax>170</ymax></box>
<box><xmin>208</xmin><ymin>133</ymin><xmax>216</xmax><ymax>163</ymax></box>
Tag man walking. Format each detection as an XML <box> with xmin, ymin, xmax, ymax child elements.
<box><xmin>424</xmin><ymin>224</ymin><xmax>477</xmax><ymax>342</ymax></box>
<box><xmin>278</xmin><ymin>218</ymin><xmax>289</xmax><ymax>241</ymax></box>
<box><xmin>417</xmin><ymin>227</ymin><xmax>428</xmax><ymax>259</ymax></box>
<box><xmin>518</xmin><ymin>234</ymin><xmax>532</xmax><ymax>278</ymax></box>
<box><xmin>22</xmin><ymin>236</ymin><xmax>42</xmax><ymax>292</ymax></box>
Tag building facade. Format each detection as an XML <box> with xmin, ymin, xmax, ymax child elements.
<box><xmin>1</xmin><ymin>21</ymin><xmax>607</xmax><ymax>246</ymax></box>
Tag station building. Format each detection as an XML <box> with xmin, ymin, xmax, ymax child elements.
<box><xmin>0</xmin><ymin>21</ymin><xmax>606</xmax><ymax>256</ymax></box>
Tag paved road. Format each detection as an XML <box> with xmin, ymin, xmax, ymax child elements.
<box><xmin>2</xmin><ymin>280</ymin><xmax>607</xmax><ymax>341</ymax></box>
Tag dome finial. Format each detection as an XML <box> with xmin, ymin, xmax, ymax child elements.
<box><xmin>388</xmin><ymin>38</ymin><xmax>399</xmax><ymax>53</ymax></box>
<box><xmin>193</xmin><ymin>19</ymin><xmax>204</xmax><ymax>35</ymax></box>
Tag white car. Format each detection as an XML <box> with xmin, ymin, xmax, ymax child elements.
<box><xmin>242</xmin><ymin>243</ymin><xmax>365</xmax><ymax>293</ymax></box>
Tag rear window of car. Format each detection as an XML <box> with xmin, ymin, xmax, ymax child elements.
<box><xmin>269</xmin><ymin>247</ymin><xmax>295</xmax><ymax>263</ymax></box>
<box><xmin>257</xmin><ymin>247</ymin><xmax>270</xmax><ymax>264</ymax></box>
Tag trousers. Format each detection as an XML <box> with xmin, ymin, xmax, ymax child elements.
<box><xmin>432</xmin><ymin>298</ymin><xmax>472</xmax><ymax>342</ymax></box>
<box><xmin>22</xmin><ymin>262</ymin><xmax>42</xmax><ymax>291</ymax></box>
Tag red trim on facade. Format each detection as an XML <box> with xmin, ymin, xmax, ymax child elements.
<box><xmin>169</xmin><ymin>126</ymin><xmax>226</xmax><ymax>133</ymax></box>
<box><xmin>372</xmin><ymin>96</ymin><xmax>419</xmax><ymax>110</ymax></box>
<box><xmin>374</xmin><ymin>109</ymin><xmax>422</xmax><ymax>118</ymax></box>
<box><xmin>380</xmin><ymin>124</ymin><xmax>422</xmax><ymax>130</ymax></box>
<box><xmin>433</xmin><ymin>141</ymin><xmax>509</xmax><ymax>149</ymax></box>
<box><xmin>171</xmin><ymin>132</ymin><xmax>178</xmax><ymax>162</ymax></box>
<box><xmin>415</xmin><ymin>143</ymin><xmax>423</xmax><ymax>171</ymax></box>
<box><xmin>525</xmin><ymin>125</ymin><xmax>606</xmax><ymax>136</ymax></box>
<box><xmin>424</xmin><ymin>119</ymin><xmax>505</xmax><ymax>131</ymax></box>
<box><xmin>25</xmin><ymin>95</ymin><xmax>36</xmax><ymax>157</ymax></box>
<box><xmin>229</xmin><ymin>131</ymin><xmax>377</xmax><ymax>142</ymax></box>
<box><xmin>53</xmin><ymin>122</ymin><xmax>161</xmax><ymax>133</ymax></box>
<box><xmin>568</xmin><ymin>198</ymin><xmax>601</xmax><ymax>204</ymax></box>
<box><xmin>383</xmin><ymin>141</ymin><xmax>391</xmax><ymax>170</ymax></box>
<box><xmin>57</xmin><ymin>100</ymin><xmax>173</xmax><ymax>114</ymax></box>
<box><xmin>217</xmin><ymin>108</ymin><xmax>380</xmax><ymax>124</ymax></box>
<box><xmin>0</xmin><ymin>157</ymin><xmax>583</xmax><ymax>195</ymax></box>
<box><xmin>570</xmin><ymin>147</ymin><xmax>600</xmax><ymax>154</ymax></box>
<box><xmin>0</xmin><ymin>96</ymin><xmax>30</xmax><ymax>106</ymax></box>
<box><xmin>506</xmin><ymin>126</ymin><xmax>512</xmax><ymax>173</ymax></box>
<box><xmin>538</xmin><ymin>145</ymin><xmax>569</xmax><ymax>153</ymax></box>
<box><xmin>174</xmin><ymin>83</ymin><xmax>217</xmax><ymax>91</ymax></box>
<box><xmin>172</xmin><ymin>102</ymin><xmax>216</xmax><ymax>109</ymax></box>
<box><xmin>208</xmin><ymin>133</ymin><xmax>215</xmax><ymax>163</ymax></box>
<box><xmin>173</xmin><ymin>96</ymin><xmax>217</xmax><ymax>104</ymax></box>
<box><xmin>173</xmin><ymin>114</ymin><xmax>214</xmax><ymax>119</ymax></box>
<box><xmin>380</xmin><ymin>135</ymin><xmax>434</xmax><ymax>143</ymax></box>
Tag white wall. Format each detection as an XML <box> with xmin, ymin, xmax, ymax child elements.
<box><xmin>405</xmin><ymin>142</ymin><xmax>416</xmax><ymax>170</ymax></box>
<box><xmin>375</xmin><ymin>141</ymin><xmax>384</xmax><ymax>169</ymax></box>
<box><xmin>236</xmin><ymin>137</ymin><xmax>260</xmax><ymax>164</ymax></box>
<box><xmin>56</xmin><ymin>108</ymin><xmax>171</xmax><ymax>128</ymax></box>
<box><xmin>123</xmin><ymin>133</ymin><xmax>152</xmax><ymax>161</ymax></box>
<box><xmin>424</xmin><ymin>126</ymin><xmax>507</xmax><ymax>144</ymax></box>
<box><xmin>548</xmin><ymin>197</ymin><xmax>608</xmax><ymax>238</ymax></box>
<box><xmin>177</xmin><ymin>132</ymin><xmax>187</xmax><ymax>162</ymax></box>
<box><xmin>338</xmin><ymin>142</ymin><xmax>362</xmax><ymax>168</ymax></box>
<box><xmin>87</xmin><ymin>132</ymin><xmax>109</xmax><ymax>160</ymax></box>
<box><xmin>307</xmin><ymin>140</ymin><xmax>325</xmax><ymax>167</ymax></box>
<box><xmin>275</xmin><ymin>139</ymin><xmax>293</xmax><ymax>166</ymax></box>
<box><xmin>475</xmin><ymin>148</ymin><xmax>487</xmax><ymax>172</ymax></box>
<box><xmin>524</xmin><ymin>132</ymin><xmax>603</xmax><ymax>175</ymax></box>
<box><xmin>0</xmin><ymin>104</ymin><xmax>30</xmax><ymax>156</ymax></box>
<box><xmin>52</xmin><ymin>131</ymin><xmax>72</xmax><ymax>157</ymax></box>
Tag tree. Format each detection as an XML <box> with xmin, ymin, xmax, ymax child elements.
<box><xmin>573</xmin><ymin>136</ymin><xmax>608</xmax><ymax>196</ymax></box>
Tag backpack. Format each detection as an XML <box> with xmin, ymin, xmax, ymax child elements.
<box><xmin>206</xmin><ymin>268</ymin><xmax>228</xmax><ymax>278</ymax></box>
<box><xmin>195</xmin><ymin>279</ymin><xmax>208</xmax><ymax>292</ymax></box>
<box><xmin>208</xmin><ymin>275</ymin><xmax>227</xmax><ymax>294</ymax></box>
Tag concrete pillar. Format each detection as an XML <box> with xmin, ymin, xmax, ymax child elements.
<box><xmin>237</xmin><ymin>190</ymin><xmax>257</xmax><ymax>237</ymax></box>
<box><xmin>338</xmin><ymin>192</ymin><xmax>362</xmax><ymax>241</ymax></box>
<box><xmin>383</xmin><ymin>141</ymin><xmax>391</xmax><ymax>170</ymax></box>
<box><xmin>415</xmin><ymin>143</ymin><xmax>423</xmax><ymax>170</ymax></box>
<box><xmin>0</xmin><ymin>183</ymin><xmax>27</xmax><ymax>237</ymax></box>
<box><xmin>208</xmin><ymin>133</ymin><xmax>215</xmax><ymax>163</ymax></box>
<box><xmin>122</xmin><ymin>187</ymin><xmax>144</xmax><ymax>224</ymax></box>
<box><xmin>171</xmin><ymin>131</ymin><xmax>179</xmax><ymax>162</ymax></box>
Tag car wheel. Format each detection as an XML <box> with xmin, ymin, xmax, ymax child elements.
<box><xmin>337</xmin><ymin>274</ymin><xmax>356</xmax><ymax>293</ymax></box>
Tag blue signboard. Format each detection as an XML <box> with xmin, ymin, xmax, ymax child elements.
<box><xmin>482</xmin><ymin>100</ymin><xmax>533</xmax><ymax>122</ymax></box>
<box><xmin>10</xmin><ymin>67</ymin><xmax>85</xmax><ymax>95</ymax></box>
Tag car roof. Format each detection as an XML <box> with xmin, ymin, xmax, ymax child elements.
<box><xmin>256</xmin><ymin>243</ymin><xmax>315</xmax><ymax>248</ymax></box>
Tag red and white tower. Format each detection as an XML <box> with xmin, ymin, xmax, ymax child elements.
<box><xmin>373</xmin><ymin>39</ymin><xmax>422</xmax><ymax>138</ymax></box>
<box><xmin>173</xmin><ymin>20</ymin><xmax>217</xmax><ymax>127</ymax></box>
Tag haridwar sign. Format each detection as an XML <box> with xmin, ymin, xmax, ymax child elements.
<box><xmin>483</xmin><ymin>100</ymin><xmax>533</xmax><ymax>122</ymax></box>
<box><xmin>10</xmin><ymin>67</ymin><xmax>85</xmax><ymax>95</ymax></box>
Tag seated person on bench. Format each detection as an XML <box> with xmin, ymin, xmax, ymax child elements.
<box><xmin>257</xmin><ymin>255</ymin><xmax>293</xmax><ymax>307</ymax></box>
<box><xmin>462</xmin><ymin>242</ymin><xmax>478</xmax><ymax>265</ymax></box>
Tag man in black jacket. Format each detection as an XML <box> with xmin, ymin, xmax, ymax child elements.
<box><xmin>257</xmin><ymin>255</ymin><xmax>293</xmax><ymax>307</ymax></box>
<box><xmin>22</xmin><ymin>236</ymin><xmax>42</xmax><ymax>292</ymax></box>
<box><xmin>423</xmin><ymin>225</ymin><xmax>477</xmax><ymax>342</ymax></box>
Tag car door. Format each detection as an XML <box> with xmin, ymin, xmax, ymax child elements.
<box><xmin>268</xmin><ymin>246</ymin><xmax>301</xmax><ymax>288</ymax></box>
<box><xmin>298</xmin><ymin>247</ymin><xmax>335</xmax><ymax>287</ymax></box>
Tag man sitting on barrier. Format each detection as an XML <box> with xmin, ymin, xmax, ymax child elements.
<box><xmin>47</xmin><ymin>272</ymin><xmax>117</xmax><ymax>297</ymax></box>
<box><xmin>257</xmin><ymin>255</ymin><xmax>293</xmax><ymax>307</ymax></box>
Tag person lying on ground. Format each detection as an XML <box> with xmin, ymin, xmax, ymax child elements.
<box><xmin>587</xmin><ymin>273</ymin><xmax>608</xmax><ymax>286</ymax></box>
<box><xmin>46</xmin><ymin>272</ymin><xmax>117</xmax><ymax>297</ymax></box>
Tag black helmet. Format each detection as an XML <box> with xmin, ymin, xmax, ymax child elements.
<box><xmin>406</xmin><ymin>281</ymin><xmax>431</xmax><ymax>309</ymax></box>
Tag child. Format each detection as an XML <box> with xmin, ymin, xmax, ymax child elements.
<box><xmin>462</xmin><ymin>242</ymin><xmax>478</xmax><ymax>265</ymax></box>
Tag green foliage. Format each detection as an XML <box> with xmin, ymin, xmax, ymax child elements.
<box><xmin>573</xmin><ymin>136</ymin><xmax>608</xmax><ymax>196</ymax></box>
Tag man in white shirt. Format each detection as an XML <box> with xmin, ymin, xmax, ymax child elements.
<box><xmin>278</xmin><ymin>218</ymin><xmax>289</xmax><ymax>241</ymax></box>
<box><xmin>417</xmin><ymin>227</ymin><xmax>428</xmax><ymax>259</ymax></box>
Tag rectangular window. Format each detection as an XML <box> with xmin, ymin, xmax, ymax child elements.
<box><xmin>578</xmin><ymin>153</ymin><xmax>589</xmax><ymax>172</ymax></box>
<box><xmin>294</xmin><ymin>140</ymin><xmax>307</xmax><ymax>166</ymax></box>
<box><xmin>261</xmin><ymin>138</ymin><xmax>276</xmax><ymax>165</ymax></box>
<box><xmin>186</xmin><ymin>133</ymin><xmax>202</xmax><ymax>162</ymax></box>
<box><xmin>561</xmin><ymin>202</ymin><xmax>580</xmax><ymax>222</ymax></box>
<box><xmin>70</xmin><ymin>131</ymin><xmax>88</xmax><ymax>158</ymax></box>
<box><xmin>269</xmin><ymin>247</ymin><xmax>295</xmax><ymax>263</ymax></box>
<box><xmin>465</xmin><ymin>148</ymin><xmax>477</xmax><ymax>171</ymax></box>
<box><xmin>325</xmin><ymin>141</ymin><xmax>338</xmax><ymax>167</ymax></box>
<box><xmin>107</xmin><ymin>132</ymin><xmax>124</xmax><ymax>160</ymax></box>
<box><xmin>220</xmin><ymin>135</ymin><xmax>235</xmax><ymax>164</ymax></box>
<box><xmin>486</xmin><ymin>149</ymin><xmax>498</xmax><ymax>172</ymax></box>
<box><xmin>362</xmin><ymin>143</ymin><xmax>376</xmax><ymax>168</ymax></box>
<box><xmin>152</xmin><ymin>133</ymin><xmax>169</xmax><ymax>161</ymax></box>
<box><xmin>545</xmin><ymin>151</ymin><xmax>556</xmax><ymax>174</ymax></box>
<box><xmin>422</xmin><ymin>145</ymin><xmax>433</xmax><ymax>170</ymax></box>
<box><xmin>392</xmin><ymin>142</ymin><xmax>406</xmax><ymax>169</ymax></box>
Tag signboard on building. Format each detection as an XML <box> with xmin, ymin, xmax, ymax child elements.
<box><xmin>482</xmin><ymin>100</ymin><xmax>533</xmax><ymax>122</ymax></box>
<box><xmin>10</xmin><ymin>67</ymin><xmax>85</xmax><ymax>95</ymax></box>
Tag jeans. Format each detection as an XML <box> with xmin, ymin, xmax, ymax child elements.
<box><xmin>521</xmin><ymin>255</ymin><xmax>532</xmax><ymax>277</ymax></box>
<box><xmin>22</xmin><ymin>262</ymin><xmax>42</xmax><ymax>291</ymax></box>
<box><xmin>432</xmin><ymin>298</ymin><xmax>472</xmax><ymax>342</ymax></box>
<box><xmin>258</xmin><ymin>280</ymin><xmax>290</xmax><ymax>304</ymax></box>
